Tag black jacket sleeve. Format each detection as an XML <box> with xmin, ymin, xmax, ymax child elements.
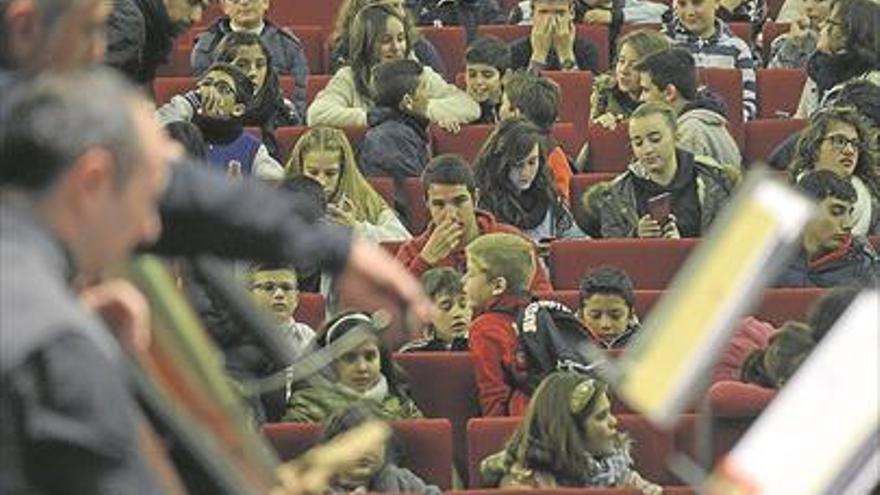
<box><xmin>149</xmin><ymin>163</ymin><xmax>352</xmax><ymax>274</ymax></box>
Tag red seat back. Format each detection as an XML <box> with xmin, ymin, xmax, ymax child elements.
<box><xmin>756</xmin><ymin>68</ymin><xmax>807</xmax><ymax>119</ymax></box>
<box><xmin>153</xmin><ymin>76</ymin><xmax>195</xmax><ymax>105</ymax></box>
<box><xmin>366</xmin><ymin>177</ymin><xmax>396</xmax><ymax>208</ymax></box>
<box><xmin>743</xmin><ymin>118</ymin><xmax>806</xmax><ymax>166</ymax></box>
<box><xmin>760</xmin><ymin>22</ymin><xmax>792</xmax><ymax>62</ymax></box>
<box><xmin>267</xmin><ymin>0</ymin><xmax>344</xmax><ymax>26</ymax></box>
<box><xmin>293</xmin><ymin>293</ymin><xmax>325</xmax><ymax>328</ymax></box>
<box><xmin>395</xmin><ymin>352</ymin><xmax>480</xmax><ymax>482</ymax></box>
<box><xmin>401</xmin><ymin>177</ymin><xmax>430</xmax><ymax>234</ymax></box>
<box><xmin>549</xmin><ymin>238</ymin><xmax>698</xmax><ymax>290</ymax></box>
<box><xmin>431</xmin><ymin>124</ymin><xmax>493</xmax><ymax>163</ymax></box>
<box><xmin>697</xmin><ymin>68</ymin><xmax>744</xmax><ymax>146</ymax></box>
<box><xmin>263</xmin><ymin>418</ymin><xmax>454</xmax><ymax>489</ymax></box>
<box><xmin>569</xmin><ymin>173</ymin><xmax>617</xmax><ymax>205</ymax></box>
<box><xmin>543</xmin><ymin>70</ymin><xmax>593</xmax><ymax>143</ymax></box>
<box><xmin>584</xmin><ymin>124</ymin><xmax>631</xmax><ymax>173</ymax></box>
<box><xmin>289</xmin><ymin>25</ymin><xmax>328</xmax><ymax>74</ymax></box>
<box><xmin>306</xmin><ymin>75</ymin><xmax>332</xmax><ymax>105</ymax></box>
<box><xmin>418</xmin><ymin>26</ymin><xmax>467</xmax><ymax>80</ymax></box>
<box><xmin>156</xmin><ymin>45</ymin><xmax>194</xmax><ymax>76</ymax></box>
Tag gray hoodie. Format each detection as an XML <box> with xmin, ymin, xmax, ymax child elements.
<box><xmin>677</xmin><ymin>104</ymin><xmax>742</xmax><ymax>169</ymax></box>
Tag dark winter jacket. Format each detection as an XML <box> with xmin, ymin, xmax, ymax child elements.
<box><xmin>104</xmin><ymin>0</ymin><xmax>177</xmax><ymax>85</ymax></box>
<box><xmin>358</xmin><ymin>108</ymin><xmax>431</xmax><ymax>181</ymax></box>
<box><xmin>773</xmin><ymin>236</ymin><xmax>880</xmax><ymax>288</ymax></box>
<box><xmin>581</xmin><ymin>149</ymin><xmax>740</xmax><ymax>238</ymax></box>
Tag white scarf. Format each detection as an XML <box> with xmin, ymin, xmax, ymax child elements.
<box><xmin>338</xmin><ymin>374</ymin><xmax>389</xmax><ymax>402</ymax></box>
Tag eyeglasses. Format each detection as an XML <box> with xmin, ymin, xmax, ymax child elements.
<box><xmin>823</xmin><ymin>134</ymin><xmax>861</xmax><ymax>151</ymax></box>
<box><xmin>251</xmin><ymin>282</ymin><xmax>298</xmax><ymax>293</ymax></box>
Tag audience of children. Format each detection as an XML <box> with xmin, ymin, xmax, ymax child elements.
<box><xmin>283</xmin><ymin>311</ymin><xmax>424</xmax><ymax>422</ymax></box>
<box><xmin>580</xmin><ymin>101</ymin><xmax>740</xmax><ymax>238</ymax></box>
<box><xmin>479</xmin><ymin>372</ymin><xmax>662</xmax><ymax>493</ymax></box>
<box><xmin>319</xmin><ymin>403</ymin><xmax>443</xmax><ymax>494</ymax></box>
<box><xmin>286</xmin><ymin>126</ymin><xmax>412</xmax><ymax>243</ymax></box>
<box><xmin>465</xmin><ymin>35</ymin><xmax>512</xmax><ymax>124</ymax></box>
<box><xmin>395</xmin><ymin>155</ymin><xmax>553</xmax><ymax>291</ymax></box>
<box><xmin>308</xmin><ymin>4</ymin><xmax>479</xmax><ymax>129</ymax></box>
<box><xmin>156</xmin><ymin>63</ymin><xmax>284</xmax><ymax>180</ymax></box>
<box><xmin>510</xmin><ymin>0</ymin><xmax>669</xmax><ymax>28</ymax></box>
<box><xmin>328</xmin><ymin>0</ymin><xmax>447</xmax><ymax>76</ymax></box>
<box><xmin>192</xmin><ymin>0</ymin><xmax>309</xmax><ymax>120</ymax></box>
<box><xmin>789</xmin><ymin>106</ymin><xmax>879</xmax><ymax>236</ymax></box>
<box><xmin>358</xmin><ymin>59</ymin><xmax>432</xmax><ymax>183</ymax></box>
<box><xmin>473</xmin><ymin>117</ymin><xmax>585</xmax><ymax>241</ymax></box>
<box><xmin>637</xmin><ymin>47</ymin><xmax>742</xmax><ymax>168</ymax></box>
<box><xmin>578</xmin><ymin>265</ymin><xmax>641</xmax><ymax>348</ymax></box>
<box><xmin>399</xmin><ymin>267</ymin><xmax>472</xmax><ymax>351</ymax></box>
<box><xmin>663</xmin><ymin>0</ymin><xmax>758</xmax><ymax>122</ymax></box>
<box><xmin>590</xmin><ymin>29</ymin><xmax>669</xmax><ymax>129</ymax></box>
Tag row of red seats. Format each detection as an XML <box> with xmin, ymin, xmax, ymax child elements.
<box><xmin>171</xmin><ymin>19</ymin><xmax>796</xmax><ymax>79</ymax></box>
<box><xmin>153</xmin><ymin>67</ymin><xmax>808</xmax><ymax>146</ymax></box>
<box><xmin>295</xmin><ymin>287</ymin><xmax>827</xmax><ymax>331</ymax></box>
<box><xmin>262</xmin><ymin>408</ymin><xmax>768</xmax><ymax>490</ymax></box>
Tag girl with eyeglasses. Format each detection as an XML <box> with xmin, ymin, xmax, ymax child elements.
<box><xmin>790</xmin><ymin>106</ymin><xmax>880</xmax><ymax>236</ymax></box>
<box><xmin>480</xmin><ymin>372</ymin><xmax>661</xmax><ymax>493</ymax></box>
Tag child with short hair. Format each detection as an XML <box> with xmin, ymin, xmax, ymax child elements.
<box><xmin>465</xmin><ymin>35</ymin><xmax>512</xmax><ymax>124</ymax></box>
<box><xmin>500</xmin><ymin>70</ymin><xmax>573</xmax><ymax>203</ymax></box>
<box><xmin>663</xmin><ymin>0</ymin><xmax>758</xmax><ymax>122</ymax></box>
<box><xmin>156</xmin><ymin>63</ymin><xmax>284</xmax><ymax>180</ymax></box>
<box><xmin>578</xmin><ymin>266</ymin><xmax>640</xmax><ymax>348</ymax></box>
<box><xmin>358</xmin><ymin>59</ymin><xmax>432</xmax><ymax>185</ymax></box>
<box><xmin>399</xmin><ymin>267</ymin><xmax>472</xmax><ymax>352</ymax></box>
<box><xmin>464</xmin><ymin>232</ymin><xmax>537</xmax><ymax>416</ymax></box>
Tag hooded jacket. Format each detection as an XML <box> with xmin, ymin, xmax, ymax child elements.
<box><xmin>581</xmin><ymin>149</ymin><xmax>740</xmax><ymax>238</ymax></box>
<box><xmin>677</xmin><ymin>91</ymin><xmax>743</xmax><ymax>168</ymax></box>
<box><xmin>773</xmin><ymin>235</ymin><xmax>880</xmax><ymax>288</ymax></box>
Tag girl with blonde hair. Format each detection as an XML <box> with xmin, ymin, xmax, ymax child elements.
<box><xmin>286</xmin><ymin>127</ymin><xmax>411</xmax><ymax>243</ymax></box>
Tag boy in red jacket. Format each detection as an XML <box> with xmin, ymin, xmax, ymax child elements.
<box><xmin>463</xmin><ymin>232</ymin><xmax>536</xmax><ymax>416</ymax></box>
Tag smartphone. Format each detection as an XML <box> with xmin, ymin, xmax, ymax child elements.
<box><xmin>647</xmin><ymin>192</ymin><xmax>672</xmax><ymax>223</ymax></box>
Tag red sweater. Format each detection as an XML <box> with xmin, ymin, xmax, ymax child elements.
<box><xmin>395</xmin><ymin>210</ymin><xmax>553</xmax><ymax>292</ymax></box>
<box><xmin>469</xmin><ymin>294</ymin><xmax>533</xmax><ymax>417</ymax></box>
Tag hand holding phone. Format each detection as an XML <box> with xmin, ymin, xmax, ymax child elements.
<box><xmin>647</xmin><ymin>192</ymin><xmax>672</xmax><ymax>224</ymax></box>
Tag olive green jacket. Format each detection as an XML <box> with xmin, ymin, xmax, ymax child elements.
<box><xmin>282</xmin><ymin>383</ymin><xmax>423</xmax><ymax>423</ymax></box>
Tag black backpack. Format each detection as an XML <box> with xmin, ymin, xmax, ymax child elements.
<box><xmin>511</xmin><ymin>299</ymin><xmax>606</xmax><ymax>395</ymax></box>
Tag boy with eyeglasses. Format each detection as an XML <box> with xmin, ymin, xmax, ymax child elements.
<box><xmin>157</xmin><ymin>63</ymin><xmax>284</xmax><ymax>180</ymax></box>
<box><xmin>248</xmin><ymin>263</ymin><xmax>316</xmax><ymax>357</ymax></box>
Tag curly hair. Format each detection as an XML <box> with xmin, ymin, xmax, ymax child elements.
<box><xmin>789</xmin><ymin>106</ymin><xmax>880</xmax><ymax>199</ymax></box>
<box><xmin>473</xmin><ymin>117</ymin><xmax>573</xmax><ymax>233</ymax></box>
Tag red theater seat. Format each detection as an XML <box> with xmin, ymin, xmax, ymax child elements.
<box><xmin>263</xmin><ymin>418</ymin><xmax>453</xmax><ymax>489</ymax></box>
<box><xmin>727</xmin><ymin>22</ymin><xmax>753</xmax><ymax>43</ymax></box>
<box><xmin>306</xmin><ymin>75</ymin><xmax>332</xmax><ymax>105</ymax></box>
<box><xmin>697</xmin><ymin>68</ymin><xmax>743</xmax><ymax>146</ymax></box>
<box><xmin>267</xmin><ymin>0</ymin><xmax>343</xmax><ymax>26</ymax></box>
<box><xmin>289</xmin><ymin>26</ymin><xmax>329</xmax><ymax>75</ymax></box>
<box><xmin>583</xmin><ymin>124</ymin><xmax>631</xmax><ymax>173</ymax></box>
<box><xmin>467</xmin><ymin>415</ymin><xmax>679</xmax><ymax>487</ymax></box>
<box><xmin>756</xmin><ymin>69</ymin><xmax>807</xmax><ymax>119</ymax></box>
<box><xmin>543</xmin><ymin>71</ymin><xmax>593</xmax><ymax>142</ymax></box>
<box><xmin>570</xmin><ymin>173</ymin><xmax>618</xmax><ymax>205</ymax></box>
<box><xmin>293</xmin><ymin>293</ymin><xmax>325</xmax><ymax>328</ymax></box>
<box><xmin>760</xmin><ymin>22</ymin><xmax>792</xmax><ymax>62</ymax></box>
<box><xmin>418</xmin><ymin>26</ymin><xmax>467</xmax><ymax>80</ymax></box>
<box><xmin>366</xmin><ymin>177</ymin><xmax>396</xmax><ymax>208</ymax></box>
<box><xmin>709</xmin><ymin>381</ymin><xmax>777</xmax><ymax>418</ymax></box>
<box><xmin>401</xmin><ymin>177</ymin><xmax>430</xmax><ymax>234</ymax></box>
<box><xmin>743</xmin><ymin>118</ymin><xmax>807</xmax><ymax>166</ymax></box>
<box><xmin>395</xmin><ymin>352</ymin><xmax>481</xmax><ymax>481</ymax></box>
<box><xmin>156</xmin><ymin>45</ymin><xmax>194</xmax><ymax>76</ymax></box>
<box><xmin>432</xmin><ymin>124</ymin><xmax>581</xmax><ymax>164</ymax></box>
<box><xmin>549</xmin><ymin>238</ymin><xmax>698</xmax><ymax>290</ymax></box>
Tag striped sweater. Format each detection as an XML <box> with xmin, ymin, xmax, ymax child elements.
<box><xmin>664</xmin><ymin>18</ymin><xmax>758</xmax><ymax>122</ymax></box>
